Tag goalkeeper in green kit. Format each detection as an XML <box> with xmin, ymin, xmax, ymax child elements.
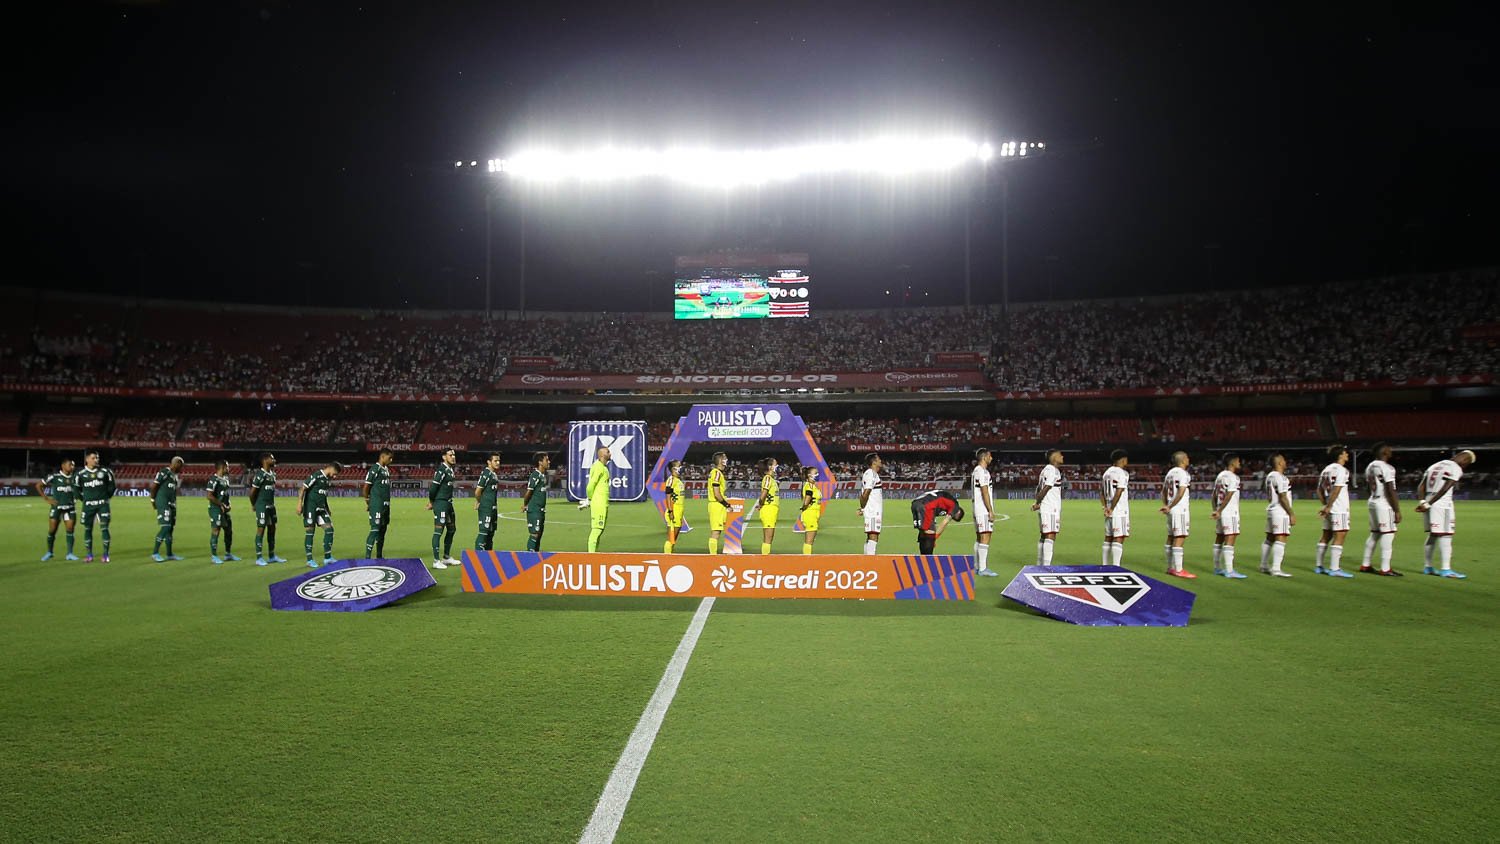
<box><xmin>585</xmin><ymin>445</ymin><xmax>611</xmax><ymax>552</ymax></box>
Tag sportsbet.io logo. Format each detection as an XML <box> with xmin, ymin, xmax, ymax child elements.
<box><xmin>711</xmin><ymin>565</ymin><xmax>737</xmax><ymax>592</ymax></box>
<box><xmin>1025</xmin><ymin>571</ymin><xmax>1150</xmax><ymax>614</ymax></box>
<box><xmin>296</xmin><ymin>566</ymin><xmax>407</xmax><ymax>602</ymax></box>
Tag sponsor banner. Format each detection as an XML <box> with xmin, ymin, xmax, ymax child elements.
<box><xmin>996</xmin><ymin>374</ymin><xmax>1494</xmax><ymax>400</ymax></box>
<box><xmin>0</xmin><ymin>383</ymin><xmax>485</xmax><ymax>403</ymax></box>
<box><xmin>461</xmin><ymin>550</ymin><xmax>975</xmax><ymax>600</ymax></box>
<box><xmin>1000</xmin><ymin>565</ymin><xmax>1196</xmax><ymax>627</ymax></box>
<box><xmin>721</xmin><ymin>499</ymin><xmax>748</xmax><ymax>554</ymax></box>
<box><xmin>845</xmin><ymin>442</ymin><xmax>952</xmax><ymax>453</ymax></box>
<box><xmin>0</xmin><ymin>437</ymin><xmax>224</xmax><ymax>450</ymax></box>
<box><xmin>934</xmin><ymin>351</ymin><xmax>985</xmax><ymax>366</ymax></box>
<box><xmin>497</xmin><ymin>369</ymin><xmax>991</xmax><ymax>391</ymax></box>
<box><xmin>568</xmin><ymin>420</ymin><xmax>647</xmax><ymax>502</ymax></box>
<box><xmin>268</xmin><ymin>558</ymin><xmax>436</xmax><ymax>612</ymax></box>
<box><xmin>365</xmin><ymin>442</ymin><xmax>469</xmax><ymax>452</ymax></box>
<box><xmin>507</xmin><ymin>355</ymin><xmax>560</xmax><ymax>370</ymax></box>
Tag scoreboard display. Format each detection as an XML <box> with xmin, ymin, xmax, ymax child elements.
<box><xmin>673</xmin><ymin>269</ymin><xmax>811</xmax><ymax>320</ymax></box>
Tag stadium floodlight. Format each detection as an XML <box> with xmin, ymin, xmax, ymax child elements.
<box><xmin>489</xmin><ymin>136</ymin><xmax>999</xmax><ymax>187</ymax></box>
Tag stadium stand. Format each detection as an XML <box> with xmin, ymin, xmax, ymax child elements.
<box><xmin>1152</xmin><ymin>414</ymin><xmax>1323</xmax><ymax>443</ymax></box>
<box><xmin>6</xmin><ymin>268</ymin><xmax>1492</xmax><ymax>394</ymax></box>
<box><xmin>110</xmin><ymin>417</ymin><xmax>184</xmax><ymax>441</ymax></box>
<box><xmin>1333</xmin><ymin>410</ymin><xmax>1499</xmax><ymax>441</ymax></box>
<box><xmin>182</xmin><ymin>418</ymin><xmax>338</xmax><ymax>444</ymax></box>
<box><xmin>27</xmin><ymin>412</ymin><xmax>104</xmax><ymax>438</ymax></box>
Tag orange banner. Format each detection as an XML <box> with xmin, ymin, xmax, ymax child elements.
<box><xmin>460</xmin><ymin>550</ymin><xmax>975</xmax><ymax>600</ymax></box>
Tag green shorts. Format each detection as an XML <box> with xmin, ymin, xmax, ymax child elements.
<box><xmin>156</xmin><ymin>506</ymin><xmax>177</xmax><ymax>526</ymax></box>
<box><xmin>49</xmin><ymin>504</ymin><xmax>76</xmax><ymax>522</ymax></box>
<box><xmin>368</xmin><ymin>503</ymin><xmax>390</xmax><ymax>530</ymax></box>
<box><xmin>432</xmin><ymin>500</ymin><xmax>455</xmax><ymax>527</ymax></box>
<box><xmin>81</xmin><ymin>503</ymin><xmax>111</xmax><ymax>526</ymax></box>
<box><xmin>209</xmin><ymin>508</ymin><xmax>232</xmax><ymax>529</ymax></box>
<box><xmin>303</xmin><ymin>506</ymin><xmax>332</xmax><ymax>529</ymax></box>
<box><xmin>255</xmin><ymin>504</ymin><xmax>278</xmax><ymax>527</ymax></box>
<box><xmin>477</xmin><ymin>508</ymin><xmax>498</xmax><ymax>533</ymax></box>
<box><xmin>526</xmin><ymin>509</ymin><xmax>546</xmax><ymax>534</ymax></box>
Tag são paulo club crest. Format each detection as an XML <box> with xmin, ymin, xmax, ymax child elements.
<box><xmin>1001</xmin><ymin>565</ymin><xmax>1196</xmax><ymax>627</ymax></box>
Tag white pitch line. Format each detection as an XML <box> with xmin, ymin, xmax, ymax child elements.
<box><xmin>579</xmin><ymin>596</ymin><xmax>715</xmax><ymax>844</ymax></box>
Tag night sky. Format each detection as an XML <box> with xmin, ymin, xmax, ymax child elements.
<box><xmin>8</xmin><ymin>1</ymin><xmax>1495</xmax><ymax>312</ymax></box>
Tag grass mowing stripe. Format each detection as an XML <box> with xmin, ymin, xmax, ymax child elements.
<box><xmin>581</xmin><ymin>597</ymin><xmax>715</xmax><ymax>844</ymax></box>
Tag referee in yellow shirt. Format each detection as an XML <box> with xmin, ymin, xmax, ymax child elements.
<box><xmin>707</xmin><ymin>452</ymin><xmax>730</xmax><ymax>555</ymax></box>
<box><xmin>800</xmin><ymin>466</ymin><xmax>822</xmax><ymax>554</ymax></box>
<box><xmin>756</xmin><ymin>458</ymin><xmax>780</xmax><ymax>554</ymax></box>
<box><xmin>663</xmin><ymin>460</ymin><xmax>686</xmax><ymax>553</ymax></box>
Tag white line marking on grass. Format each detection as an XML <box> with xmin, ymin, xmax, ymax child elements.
<box><xmin>579</xmin><ymin>596</ymin><xmax>715</xmax><ymax>844</ymax></box>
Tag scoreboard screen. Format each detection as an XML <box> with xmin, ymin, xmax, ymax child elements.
<box><xmin>673</xmin><ymin>270</ymin><xmax>811</xmax><ymax>320</ymax></box>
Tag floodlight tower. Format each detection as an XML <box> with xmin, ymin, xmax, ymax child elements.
<box><xmin>981</xmin><ymin>140</ymin><xmax>1048</xmax><ymax>324</ymax></box>
<box><xmin>462</xmin><ymin>137</ymin><xmax>1028</xmax><ymax>316</ymax></box>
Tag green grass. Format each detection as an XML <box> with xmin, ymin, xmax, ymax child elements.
<box><xmin>2</xmin><ymin>494</ymin><xmax>1497</xmax><ymax>842</ymax></box>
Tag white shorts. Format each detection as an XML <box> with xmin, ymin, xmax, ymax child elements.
<box><xmin>1266</xmin><ymin>510</ymin><xmax>1291</xmax><ymax>536</ymax></box>
<box><xmin>1323</xmin><ymin>511</ymin><xmax>1350</xmax><ymax>532</ymax></box>
<box><xmin>1215</xmin><ymin>510</ymin><xmax>1241</xmax><ymax>536</ymax></box>
<box><xmin>863</xmin><ymin>511</ymin><xmax>883</xmax><ymax>534</ymax></box>
<box><xmin>1424</xmin><ymin>506</ymin><xmax>1455</xmax><ymax>535</ymax></box>
<box><xmin>1368</xmin><ymin>501</ymin><xmax>1396</xmax><ymax>534</ymax></box>
<box><xmin>1105</xmin><ymin>511</ymin><xmax>1131</xmax><ymax>538</ymax></box>
<box><xmin>1037</xmin><ymin>508</ymin><xmax>1061</xmax><ymax>534</ymax></box>
<box><xmin>973</xmin><ymin>510</ymin><xmax>995</xmax><ymax>534</ymax></box>
<box><xmin>1166</xmin><ymin>509</ymin><xmax>1190</xmax><ymax>538</ymax></box>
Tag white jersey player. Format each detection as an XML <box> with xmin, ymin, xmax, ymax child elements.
<box><xmin>1210</xmin><ymin>453</ymin><xmax>1247</xmax><ymax>578</ymax></box>
<box><xmin>971</xmin><ymin>449</ymin><xmax>996</xmax><ymax>576</ymax></box>
<box><xmin>1259</xmin><ymin>452</ymin><xmax>1295</xmax><ymax>577</ymax></box>
<box><xmin>1415</xmin><ymin>449</ymin><xmax>1475</xmax><ymax>579</ymax></box>
<box><xmin>1315</xmin><ymin>445</ymin><xmax>1354</xmax><ymax>577</ymax></box>
<box><xmin>1031</xmin><ymin>449</ymin><xmax>1064</xmax><ymax>566</ymax></box>
<box><xmin>1359</xmin><ymin>443</ymin><xmax>1403</xmax><ymax>576</ymax></box>
<box><xmin>1100</xmin><ymin>449</ymin><xmax>1131</xmax><ymax>566</ymax></box>
<box><xmin>1159</xmin><ymin>451</ymin><xmax>1196</xmax><ymax>579</ymax></box>
<box><xmin>857</xmin><ymin>453</ymin><xmax>884</xmax><ymax>555</ymax></box>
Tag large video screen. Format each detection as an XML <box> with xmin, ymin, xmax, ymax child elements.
<box><xmin>674</xmin><ymin>269</ymin><xmax>812</xmax><ymax>320</ymax></box>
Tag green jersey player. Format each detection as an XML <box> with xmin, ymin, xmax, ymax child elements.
<box><xmin>249</xmin><ymin>452</ymin><xmax>286</xmax><ymax>565</ymax></box>
<box><xmin>150</xmin><ymin>456</ymin><xmax>185</xmax><ymax>562</ymax></box>
<box><xmin>35</xmin><ymin>458</ymin><xmax>78</xmax><ymax>561</ymax></box>
<box><xmin>76</xmin><ymin>450</ymin><xmax>115</xmax><ymax>562</ymax></box>
<box><xmin>299</xmin><ymin>460</ymin><xmax>342</xmax><ymax>567</ymax></box>
<box><xmin>428</xmin><ymin>448</ymin><xmax>459</xmax><ymax>568</ymax></box>
<box><xmin>362</xmin><ymin>448</ymin><xmax>394</xmax><ymax>557</ymax></box>
<box><xmin>521</xmin><ymin>452</ymin><xmax>551</xmax><ymax>552</ymax></box>
<box><xmin>474</xmin><ymin>452</ymin><xmax>501</xmax><ymax>551</ymax></box>
<box><xmin>206</xmin><ymin>459</ymin><xmax>240</xmax><ymax>564</ymax></box>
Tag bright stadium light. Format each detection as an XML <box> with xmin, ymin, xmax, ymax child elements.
<box><xmin>490</xmin><ymin>136</ymin><xmax>999</xmax><ymax>187</ymax></box>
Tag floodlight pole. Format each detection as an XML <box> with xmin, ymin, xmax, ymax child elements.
<box><xmin>1001</xmin><ymin>169</ymin><xmax>1010</xmax><ymax>327</ymax></box>
<box><xmin>481</xmin><ymin>174</ymin><xmax>526</xmax><ymax>318</ymax></box>
<box><xmin>964</xmin><ymin>195</ymin><xmax>973</xmax><ymax>308</ymax></box>
<box><xmin>483</xmin><ymin>190</ymin><xmax>493</xmax><ymax>318</ymax></box>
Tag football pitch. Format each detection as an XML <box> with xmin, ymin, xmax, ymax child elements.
<box><xmin>2</xmin><ymin>495</ymin><xmax>1496</xmax><ymax>843</ymax></box>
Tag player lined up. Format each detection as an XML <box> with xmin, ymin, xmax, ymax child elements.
<box><xmin>28</xmin><ymin>446</ymin><xmax>1476</xmax><ymax>578</ymax></box>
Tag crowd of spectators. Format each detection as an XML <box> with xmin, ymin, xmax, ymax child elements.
<box><xmin>182</xmin><ymin>417</ymin><xmax>338</xmax><ymax>444</ymax></box>
<box><xmin>6</xmin><ymin>268</ymin><xmax>1495</xmax><ymax>394</ymax></box>
<box><xmin>988</xmin><ymin>268</ymin><xmax>1500</xmax><ymax>391</ymax></box>
<box><xmin>110</xmin><ymin>417</ymin><xmax>183</xmax><ymax>441</ymax></box>
<box><xmin>337</xmin><ymin>419</ymin><xmax>420</xmax><ymax>445</ymax></box>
